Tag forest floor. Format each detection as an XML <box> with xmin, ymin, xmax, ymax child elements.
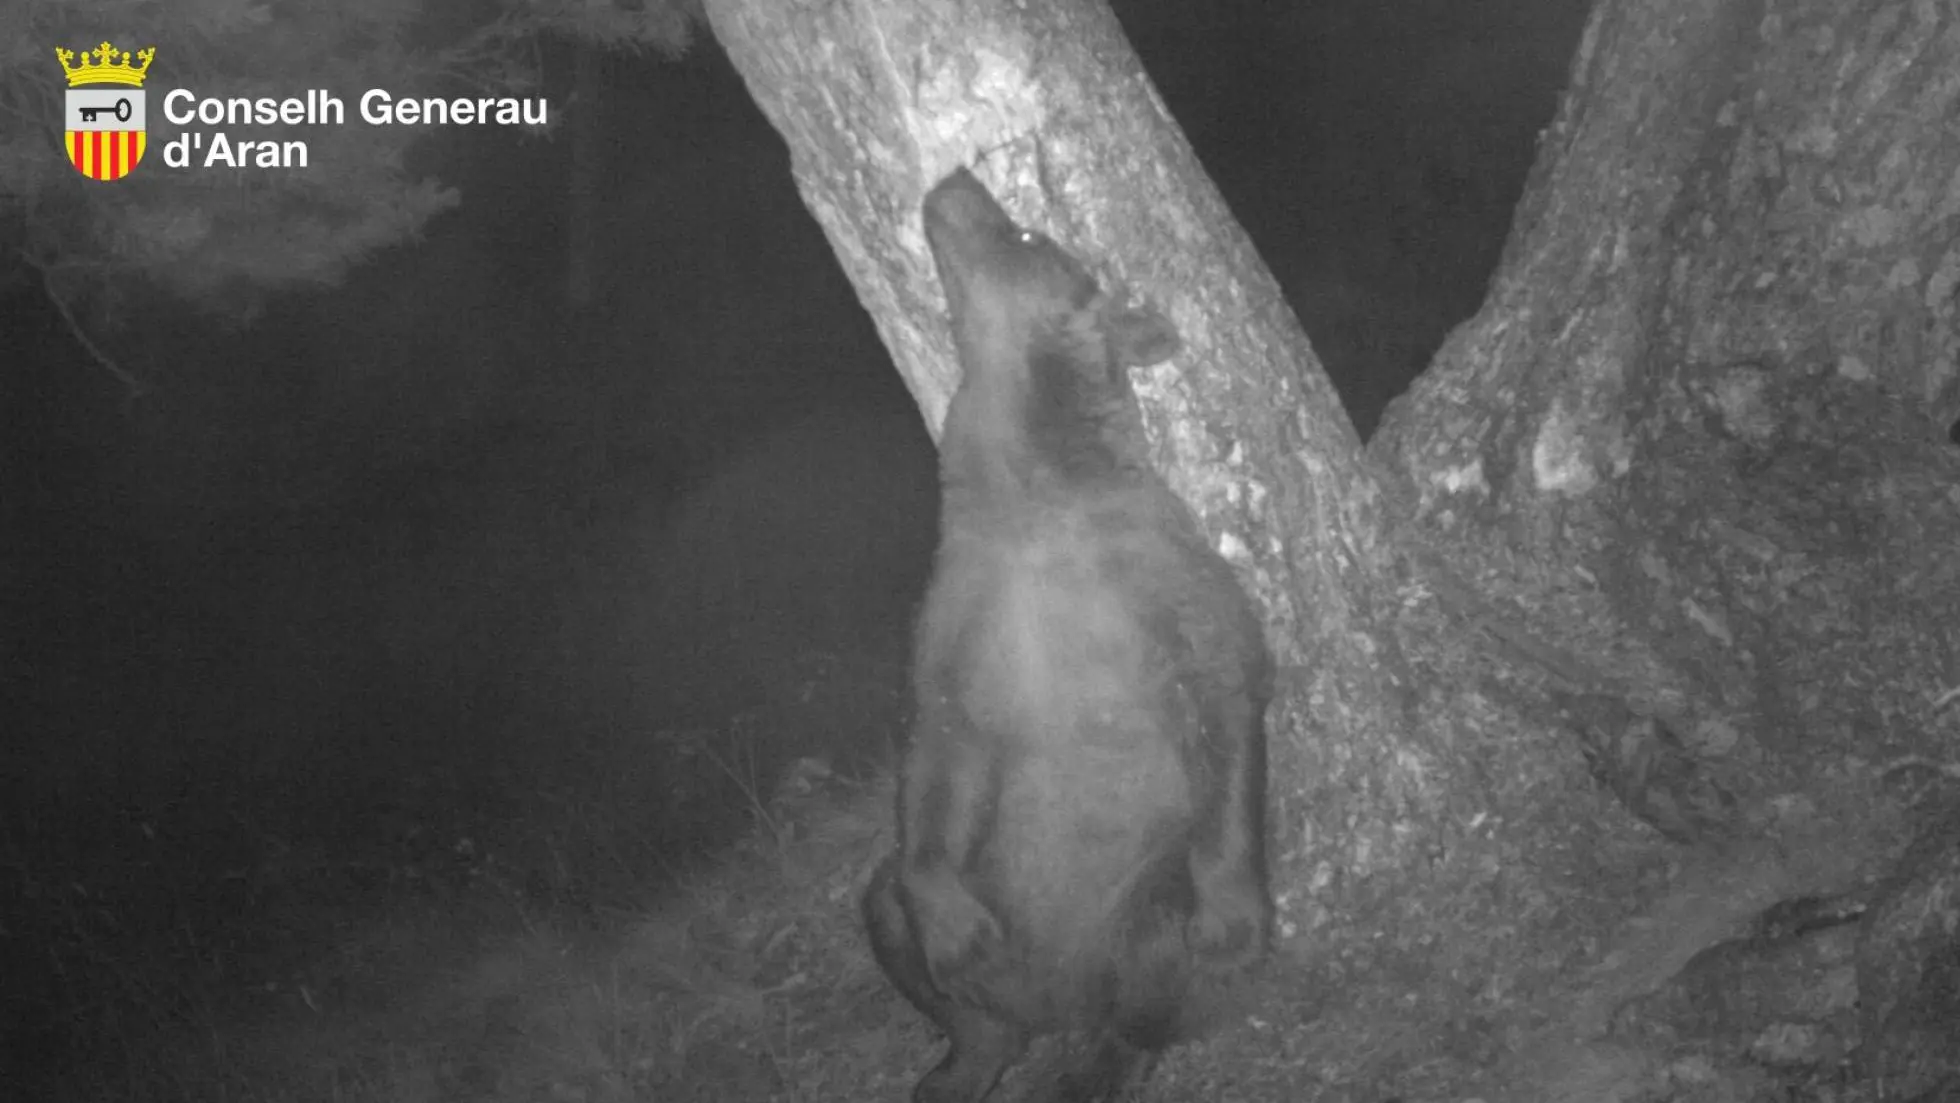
<box><xmin>7</xmin><ymin>641</ymin><xmax>1888</xmax><ymax>1103</ymax></box>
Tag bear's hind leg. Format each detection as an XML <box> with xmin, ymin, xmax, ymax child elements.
<box><xmin>865</xmin><ymin>857</ymin><xmax>1027</xmax><ymax>1102</ymax></box>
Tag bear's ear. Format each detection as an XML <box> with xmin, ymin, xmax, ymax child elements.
<box><xmin>1105</xmin><ymin>303</ymin><xmax>1183</xmax><ymax>368</ymax></box>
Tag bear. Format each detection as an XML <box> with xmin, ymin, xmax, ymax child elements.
<box><xmin>861</xmin><ymin>166</ymin><xmax>1274</xmax><ymax>1103</ymax></box>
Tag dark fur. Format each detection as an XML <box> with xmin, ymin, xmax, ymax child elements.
<box><xmin>865</xmin><ymin>168</ymin><xmax>1273</xmax><ymax>1103</ymax></box>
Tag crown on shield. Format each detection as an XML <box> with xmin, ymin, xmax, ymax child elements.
<box><xmin>57</xmin><ymin>42</ymin><xmax>155</xmax><ymax>88</ymax></box>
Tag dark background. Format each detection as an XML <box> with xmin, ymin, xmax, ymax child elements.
<box><xmin>0</xmin><ymin>0</ymin><xmax>1585</xmax><ymax>1079</ymax></box>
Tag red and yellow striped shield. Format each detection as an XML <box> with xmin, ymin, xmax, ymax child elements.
<box><xmin>57</xmin><ymin>43</ymin><xmax>154</xmax><ymax>183</ymax></box>
<box><xmin>65</xmin><ymin>125</ymin><xmax>148</xmax><ymax>181</ymax></box>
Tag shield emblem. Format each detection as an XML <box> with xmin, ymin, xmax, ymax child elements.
<box><xmin>65</xmin><ymin>89</ymin><xmax>147</xmax><ymax>181</ymax></box>
<box><xmin>57</xmin><ymin>43</ymin><xmax>154</xmax><ymax>182</ymax></box>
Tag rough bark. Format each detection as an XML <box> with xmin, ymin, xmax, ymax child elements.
<box><xmin>1372</xmin><ymin>0</ymin><xmax>1960</xmax><ymax>1093</ymax></box>
<box><xmin>703</xmin><ymin>0</ymin><xmax>1439</xmax><ymax>948</ymax></box>
<box><xmin>1379</xmin><ymin>0</ymin><xmax>1960</xmax><ymax>885</ymax></box>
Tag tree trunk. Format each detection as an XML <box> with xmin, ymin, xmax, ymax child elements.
<box><xmin>1369</xmin><ymin>0</ymin><xmax>1960</xmax><ymax>1093</ymax></box>
<box><xmin>704</xmin><ymin>0</ymin><xmax>1960</xmax><ymax>1095</ymax></box>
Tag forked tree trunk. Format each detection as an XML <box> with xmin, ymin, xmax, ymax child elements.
<box><xmin>704</xmin><ymin>0</ymin><xmax>1960</xmax><ymax>1095</ymax></box>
